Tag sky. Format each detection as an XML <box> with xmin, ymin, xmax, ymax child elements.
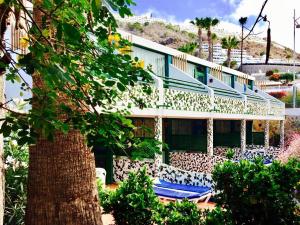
<box><xmin>131</xmin><ymin>0</ymin><xmax>300</xmax><ymax>53</ymax></box>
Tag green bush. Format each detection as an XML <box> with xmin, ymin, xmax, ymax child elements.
<box><xmin>99</xmin><ymin>168</ymin><xmax>161</xmax><ymax>225</ymax></box>
<box><xmin>4</xmin><ymin>134</ymin><xmax>29</xmax><ymax>225</ymax></box>
<box><xmin>212</xmin><ymin>159</ymin><xmax>300</xmax><ymax>225</ymax></box>
<box><xmin>203</xmin><ymin>207</ymin><xmax>233</xmax><ymax>225</ymax></box>
<box><xmin>99</xmin><ymin>168</ymin><xmax>202</xmax><ymax>225</ymax></box>
<box><xmin>157</xmin><ymin>199</ymin><xmax>201</xmax><ymax>225</ymax></box>
<box><xmin>127</xmin><ymin>22</ymin><xmax>144</xmax><ymax>32</ymax></box>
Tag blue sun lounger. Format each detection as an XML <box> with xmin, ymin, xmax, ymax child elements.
<box><xmin>153</xmin><ymin>180</ymin><xmax>212</xmax><ymax>203</ymax></box>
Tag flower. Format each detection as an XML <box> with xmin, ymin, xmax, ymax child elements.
<box><xmin>6</xmin><ymin>156</ymin><xmax>15</xmax><ymax>164</ymax></box>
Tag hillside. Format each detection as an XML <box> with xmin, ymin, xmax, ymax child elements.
<box><xmin>118</xmin><ymin>21</ymin><xmax>300</xmax><ymax>62</ymax></box>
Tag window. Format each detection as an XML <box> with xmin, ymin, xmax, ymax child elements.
<box><xmin>222</xmin><ymin>73</ymin><xmax>232</xmax><ymax>87</ymax></box>
<box><xmin>132</xmin><ymin>46</ymin><xmax>165</xmax><ymax>77</ymax></box>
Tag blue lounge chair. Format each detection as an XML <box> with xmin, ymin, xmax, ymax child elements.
<box><xmin>153</xmin><ymin>180</ymin><xmax>212</xmax><ymax>203</ymax></box>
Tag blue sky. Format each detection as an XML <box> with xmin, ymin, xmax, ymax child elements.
<box><xmin>133</xmin><ymin>0</ymin><xmax>235</xmax><ymax>20</ymax></box>
<box><xmin>132</xmin><ymin>0</ymin><xmax>255</xmax><ymax>25</ymax></box>
<box><xmin>130</xmin><ymin>0</ymin><xmax>300</xmax><ymax>53</ymax></box>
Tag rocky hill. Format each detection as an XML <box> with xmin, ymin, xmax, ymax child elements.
<box><xmin>118</xmin><ymin>21</ymin><xmax>300</xmax><ymax>62</ymax></box>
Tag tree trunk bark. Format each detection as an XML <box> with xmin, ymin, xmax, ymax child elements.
<box><xmin>25</xmin><ymin>5</ymin><xmax>103</xmax><ymax>225</ymax></box>
<box><xmin>227</xmin><ymin>49</ymin><xmax>231</xmax><ymax>68</ymax></box>
<box><xmin>208</xmin><ymin>29</ymin><xmax>212</xmax><ymax>61</ymax></box>
<box><xmin>240</xmin><ymin>27</ymin><xmax>244</xmax><ymax>71</ymax></box>
<box><xmin>198</xmin><ymin>28</ymin><xmax>202</xmax><ymax>58</ymax></box>
<box><xmin>25</xmin><ymin>131</ymin><xmax>103</xmax><ymax>225</ymax></box>
<box><xmin>211</xmin><ymin>42</ymin><xmax>214</xmax><ymax>63</ymax></box>
<box><xmin>0</xmin><ymin>74</ymin><xmax>4</xmax><ymax>225</ymax></box>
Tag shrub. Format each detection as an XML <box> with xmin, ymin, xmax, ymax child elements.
<box><xmin>99</xmin><ymin>168</ymin><xmax>162</xmax><ymax>225</ymax></box>
<box><xmin>157</xmin><ymin>199</ymin><xmax>201</xmax><ymax>225</ymax></box>
<box><xmin>270</xmin><ymin>73</ymin><xmax>280</xmax><ymax>81</ymax></box>
<box><xmin>4</xmin><ymin>134</ymin><xmax>29</xmax><ymax>225</ymax></box>
<box><xmin>203</xmin><ymin>206</ymin><xmax>233</xmax><ymax>225</ymax></box>
<box><xmin>266</xmin><ymin>70</ymin><xmax>274</xmax><ymax>76</ymax></box>
<box><xmin>213</xmin><ymin>159</ymin><xmax>300</xmax><ymax>225</ymax></box>
<box><xmin>268</xmin><ymin>91</ymin><xmax>287</xmax><ymax>99</ymax></box>
<box><xmin>127</xmin><ymin>22</ymin><xmax>144</xmax><ymax>32</ymax></box>
<box><xmin>99</xmin><ymin>169</ymin><xmax>203</xmax><ymax>225</ymax></box>
<box><xmin>280</xmin><ymin>73</ymin><xmax>294</xmax><ymax>83</ymax></box>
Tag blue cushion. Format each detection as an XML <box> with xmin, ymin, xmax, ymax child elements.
<box><xmin>156</xmin><ymin>179</ymin><xmax>211</xmax><ymax>194</ymax></box>
<box><xmin>153</xmin><ymin>186</ymin><xmax>202</xmax><ymax>199</ymax></box>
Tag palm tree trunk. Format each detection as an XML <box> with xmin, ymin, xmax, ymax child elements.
<box><xmin>227</xmin><ymin>49</ymin><xmax>231</xmax><ymax>68</ymax></box>
<box><xmin>211</xmin><ymin>41</ymin><xmax>214</xmax><ymax>63</ymax></box>
<box><xmin>25</xmin><ymin>6</ymin><xmax>103</xmax><ymax>225</ymax></box>
<box><xmin>25</xmin><ymin>131</ymin><xmax>102</xmax><ymax>225</ymax></box>
<box><xmin>207</xmin><ymin>29</ymin><xmax>212</xmax><ymax>61</ymax></box>
<box><xmin>198</xmin><ymin>28</ymin><xmax>203</xmax><ymax>58</ymax></box>
<box><xmin>240</xmin><ymin>27</ymin><xmax>244</xmax><ymax>71</ymax></box>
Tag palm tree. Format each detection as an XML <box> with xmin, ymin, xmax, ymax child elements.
<box><xmin>24</xmin><ymin>6</ymin><xmax>104</xmax><ymax>225</ymax></box>
<box><xmin>239</xmin><ymin>17</ymin><xmax>248</xmax><ymax>70</ymax></box>
<box><xmin>178</xmin><ymin>42</ymin><xmax>198</xmax><ymax>55</ymax></box>
<box><xmin>190</xmin><ymin>18</ymin><xmax>206</xmax><ymax>58</ymax></box>
<box><xmin>211</xmin><ymin>33</ymin><xmax>218</xmax><ymax>62</ymax></box>
<box><xmin>203</xmin><ymin>17</ymin><xmax>219</xmax><ymax>62</ymax></box>
<box><xmin>221</xmin><ymin>36</ymin><xmax>240</xmax><ymax>68</ymax></box>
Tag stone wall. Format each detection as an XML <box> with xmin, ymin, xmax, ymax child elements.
<box><xmin>169</xmin><ymin>152</ymin><xmax>227</xmax><ymax>174</ymax></box>
<box><xmin>113</xmin><ymin>156</ymin><xmax>157</xmax><ymax>182</ymax></box>
<box><xmin>164</xmin><ymin>88</ymin><xmax>211</xmax><ymax>112</ymax></box>
<box><xmin>159</xmin><ymin>164</ymin><xmax>213</xmax><ymax>188</ymax></box>
<box><xmin>214</xmin><ymin>96</ymin><xmax>245</xmax><ymax>114</ymax></box>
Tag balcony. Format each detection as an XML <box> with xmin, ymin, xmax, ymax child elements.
<box><xmin>122</xmin><ymin>65</ymin><xmax>285</xmax><ymax>120</ymax></box>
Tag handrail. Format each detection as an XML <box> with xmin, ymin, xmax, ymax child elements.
<box><xmin>211</xmin><ymin>86</ymin><xmax>243</xmax><ymax>99</ymax></box>
<box><xmin>157</xmin><ymin>76</ymin><xmax>208</xmax><ymax>94</ymax></box>
<box><xmin>245</xmin><ymin>94</ymin><xmax>266</xmax><ymax>103</ymax></box>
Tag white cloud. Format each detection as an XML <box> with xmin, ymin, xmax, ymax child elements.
<box><xmin>230</xmin><ymin>0</ymin><xmax>300</xmax><ymax>53</ymax></box>
<box><xmin>221</xmin><ymin>0</ymin><xmax>239</xmax><ymax>6</ymax></box>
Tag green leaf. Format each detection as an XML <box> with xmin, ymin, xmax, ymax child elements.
<box><xmin>63</xmin><ymin>23</ymin><xmax>81</xmax><ymax>44</ymax></box>
<box><xmin>117</xmin><ymin>82</ymin><xmax>126</xmax><ymax>92</ymax></box>
<box><xmin>105</xmin><ymin>80</ymin><xmax>116</xmax><ymax>87</ymax></box>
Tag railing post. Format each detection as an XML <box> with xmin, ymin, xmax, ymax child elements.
<box><xmin>267</xmin><ymin>99</ymin><xmax>271</xmax><ymax>115</ymax></box>
<box><xmin>243</xmin><ymin>95</ymin><xmax>248</xmax><ymax>114</ymax></box>
<box><xmin>207</xmin><ymin>87</ymin><xmax>215</xmax><ymax>112</ymax></box>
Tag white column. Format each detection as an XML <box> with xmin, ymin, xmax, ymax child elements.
<box><xmin>241</xmin><ymin>120</ymin><xmax>246</xmax><ymax>153</ymax></box>
<box><xmin>154</xmin><ymin>117</ymin><xmax>163</xmax><ymax>175</ymax></box>
<box><xmin>280</xmin><ymin>120</ymin><xmax>285</xmax><ymax>150</ymax></box>
<box><xmin>207</xmin><ymin>118</ymin><xmax>214</xmax><ymax>156</ymax></box>
<box><xmin>264</xmin><ymin>120</ymin><xmax>270</xmax><ymax>149</ymax></box>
